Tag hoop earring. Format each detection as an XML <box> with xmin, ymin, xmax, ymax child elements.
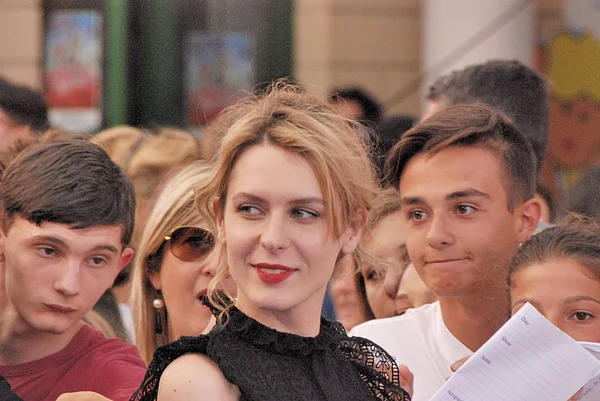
<box><xmin>153</xmin><ymin>294</ymin><xmax>165</xmax><ymax>334</ymax></box>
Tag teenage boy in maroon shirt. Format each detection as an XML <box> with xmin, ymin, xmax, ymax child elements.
<box><xmin>0</xmin><ymin>140</ymin><xmax>146</xmax><ymax>401</ymax></box>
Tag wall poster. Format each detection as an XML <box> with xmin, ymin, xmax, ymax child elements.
<box><xmin>44</xmin><ymin>10</ymin><xmax>103</xmax><ymax>133</ymax></box>
<box><xmin>184</xmin><ymin>33</ymin><xmax>255</xmax><ymax>127</ymax></box>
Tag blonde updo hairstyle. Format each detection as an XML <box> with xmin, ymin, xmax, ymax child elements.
<box><xmin>92</xmin><ymin>126</ymin><xmax>199</xmax><ymax>251</ymax></box>
<box><xmin>131</xmin><ymin>161</ymin><xmax>213</xmax><ymax>364</ymax></box>
<box><xmin>196</xmin><ymin>82</ymin><xmax>378</xmax><ymax>317</ymax></box>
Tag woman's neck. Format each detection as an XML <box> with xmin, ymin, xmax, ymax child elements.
<box><xmin>235</xmin><ymin>293</ymin><xmax>323</xmax><ymax>337</ymax></box>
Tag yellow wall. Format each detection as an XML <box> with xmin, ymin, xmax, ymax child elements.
<box><xmin>0</xmin><ymin>0</ymin><xmax>42</xmax><ymax>89</ymax></box>
<box><xmin>1</xmin><ymin>0</ymin><xmax>555</xmax><ymax>120</ymax></box>
<box><xmin>295</xmin><ymin>0</ymin><xmax>421</xmax><ymax>117</ymax></box>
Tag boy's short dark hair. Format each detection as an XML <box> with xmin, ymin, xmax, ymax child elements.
<box><xmin>0</xmin><ymin>77</ymin><xmax>49</xmax><ymax>132</ymax></box>
<box><xmin>386</xmin><ymin>104</ymin><xmax>536</xmax><ymax>211</ymax></box>
<box><xmin>426</xmin><ymin>60</ymin><xmax>548</xmax><ymax>172</ymax></box>
<box><xmin>1</xmin><ymin>140</ymin><xmax>135</xmax><ymax>244</ymax></box>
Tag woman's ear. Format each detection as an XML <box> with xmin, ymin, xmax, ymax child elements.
<box><xmin>341</xmin><ymin>212</ymin><xmax>367</xmax><ymax>255</ymax></box>
<box><xmin>341</xmin><ymin>225</ymin><xmax>364</xmax><ymax>255</ymax></box>
<box><xmin>148</xmin><ymin>270</ymin><xmax>161</xmax><ymax>291</ymax></box>
<box><xmin>342</xmin><ymin>227</ymin><xmax>363</xmax><ymax>255</ymax></box>
<box><xmin>212</xmin><ymin>197</ymin><xmax>226</xmax><ymax>244</ymax></box>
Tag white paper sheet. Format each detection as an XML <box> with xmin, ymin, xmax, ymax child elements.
<box><xmin>578</xmin><ymin>374</ymin><xmax>600</xmax><ymax>400</ymax></box>
<box><xmin>578</xmin><ymin>342</ymin><xmax>600</xmax><ymax>400</ymax></box>
<box><xmin>430</xmin><ymin>303</ymin><xmax>600</xmax><ymax>401</ymax></box>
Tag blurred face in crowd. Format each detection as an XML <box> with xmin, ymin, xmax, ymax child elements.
<box><xmin>511</xmin><ymin>258</ymin><xmax>600</xmax><ymax>343</ymax></box>
<box><xmin>0</xmin><ymin>108</ymin><xmax>33</xmax><ymax>151</ymax></box>
<box><xmin>1</xmin><ymin>215</ymin><xmax>133</xmax><ymax>336</ymax></box>
<box><xmin>220</xmin><ymin>145</ymin><xmax>361</xmax><ymax>326</ymax></box>
<box><xmin>331</xmin><ymin>99</ymin><xmax>365</xmax><ymax>121</ymax></box>
<box><xmin>149</xmin><ymin>223</ymin><xmax>234</xmax><ymax>340</ymax></box>
<box><xmin>360</xmin><ymin>210</ymin><xmax>408</xmax><ymax>319</ymax></box>
<box><xmin>396</xmin><ymin>264</ymin><xmax>437</xmax><ymax>315</ymax></box>
<box><xmin>399</xmin><ymin>146</ymin><xmax>537</xmax><ymax>298</ymax></box>
<box><xmin>421</xmin><ymin>96</ymin><xmax>450</xmax><ymax>122</ymax></box>
<box><xmin>330</xmin><ymin>255</ymin><xmax>367</xmax><ymax>330</ymax></box>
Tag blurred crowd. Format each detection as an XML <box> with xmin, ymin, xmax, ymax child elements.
<box><xmin>0</xmin><ymin>57</ymin><xmax>598</xmax><ymax>401</ymax></box>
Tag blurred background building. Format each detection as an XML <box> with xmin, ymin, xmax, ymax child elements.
<box><xmin>1</xmin><ymin>0</ymin><xmax>599</xmax><ymax>203</ymax></box>
<box><xmin>0</xmin><ymin>0</ymin><xmax>550</xmax><ymax>126</ymax></box>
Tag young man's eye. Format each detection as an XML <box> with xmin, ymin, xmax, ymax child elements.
<box><xmin>38</xmin><ymin>247</ymin><xmax>57</xmax><ymax>257</ymax></box>
<box><xmin>572</xmin><ymin>311</ymin><xmax>594</xmax><ymax>322</ymax></box>
<box><xmin>408</xmin><ymin>210</ymin><xmax>428</xmax><ymax>222</ymax></box>
<box><xmin>89</xmin><ymin>257</ymin><xmax>108</xmax><ymax>266</ymax></box>
<box><xmin>291</xmin><ymin>208</ymin><xmax>318</xmax><ymax>219</ymax></box>
<box><xmin>456</xmin><ymin>205</ymin><xmax>476</xmax><ymax>215</ymax></box>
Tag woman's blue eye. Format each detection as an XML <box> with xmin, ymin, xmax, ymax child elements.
<box><xmin>238</xmin><ymin>205</ymin><xmax>261</xmax><ymax>215</ymax></box>
<box><xmin>291</xmin><ymin>208</ymin><xmax>317</xmax><ymax>219</ymax></box>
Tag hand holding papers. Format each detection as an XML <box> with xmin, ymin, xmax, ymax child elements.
<box><xmin>430</xmin><ymin>303</ymin><xmax>600</xmax><ymax>401</ymax></box>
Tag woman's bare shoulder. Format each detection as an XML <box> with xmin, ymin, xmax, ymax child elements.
<box><xmin>158</xmin><ymin>353</ymin><xmax>240</xmax><ymax>401</ymax></box>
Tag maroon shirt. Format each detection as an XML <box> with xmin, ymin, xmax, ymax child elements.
<box><xmin>0</xmin><ymin>325</ymin><xmax>146</xmax><ymax>401</ymax></box>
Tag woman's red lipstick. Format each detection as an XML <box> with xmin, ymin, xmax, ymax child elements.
<box><xmin>254</xmin><ymin>263</ymin><xmax>295</xmax><ymax>284</ymax></box>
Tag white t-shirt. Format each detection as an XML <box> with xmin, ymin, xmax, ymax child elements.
<box><xmin>350</xmin><ymin>301</ymin><xmax>472</xmax><ymax>401</ymax></box>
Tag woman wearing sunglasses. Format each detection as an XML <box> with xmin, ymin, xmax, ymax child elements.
<box><xmin>131</xmin><ymin>83</ymin><xmax>412</xmax><ymax>401</ymax></box>
<box><xmin>130</xmin><ymin>161</ymin><xmax>234</xmax><ymax>365</ymax></box>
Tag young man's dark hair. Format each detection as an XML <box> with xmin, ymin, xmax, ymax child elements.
<box><xmin>387</xmin><ymin>104</ymin><xmax>536</xmax><ymax>210</ymax></box>
<box><xmin>372</xmin><ymin>115</ymin><xmax>414</xmax><ymax>182</ymax></box>
<box><xmin>1</xmin><ymin>140</ymin><xmax>135</xmax><ymax>244</ymax></box>
<box><xmin>425</xmin><ymin>60</ymin><xmax>548</xmax><ymax>173</ymax></box>
<box><xmin>0</xmin><ymin>77</ymin><xmax>49</xmax><ymax>133</ymax></box>
<box><xmin>330</xmin><ymin>87</ymin><xmax>383</xmax><ymax>126</ymax></box>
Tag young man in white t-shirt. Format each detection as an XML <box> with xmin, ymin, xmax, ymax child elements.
<box><xmin>351</xmin><ymin>104</ymin><xmax>541</xmax><ymax>401</ymax></box>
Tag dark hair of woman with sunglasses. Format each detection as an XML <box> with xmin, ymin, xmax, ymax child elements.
<box><xmin>130</xmin><ymin>161</ymin><xmax>235</xmax><ymax>364</ymax></box>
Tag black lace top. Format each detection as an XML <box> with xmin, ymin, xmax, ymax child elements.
<box><xmin>0</xmin><ymin>375</ymin><xmax>23</xmax><ymax>401</ymax></box>
<box><xmin>131</xmin><ymin>304</ymin><xmax>411</xmax><ymax>401</ymax></box>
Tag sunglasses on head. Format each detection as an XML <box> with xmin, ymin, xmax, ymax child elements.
<box><xmin>164</xmin><ymin>226</ymin><xmax>216</xmax><ymax>262</ymax></box>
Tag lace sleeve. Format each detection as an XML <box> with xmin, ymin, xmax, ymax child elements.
<box><xmin>337</xmin><ymin>333</ymin><xmax>411</xmax><ymax>401</ymax></box>
<box><xmin>0</xmin><ymin>376</ymin><xmax>23</xmax><ymax>401</ymax></box>
<box><xmin>129</xmin><ymin>336</ymin><xmax>209</xmax><ymax>401</ymax></box>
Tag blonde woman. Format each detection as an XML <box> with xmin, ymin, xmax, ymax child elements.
<box><xmin>130</xmin><ymin>161</ymin><xmax>233</xmax><ymax>364</ymax></box>
<box><xmin>132</xmin><ymin>83</ymin><xmax>412</xmax><ymax>401</ymax></box>
<box><xmin>92</xmin><ymin>126</ymin><xmax>199</xmax><ymax>342</ymax></box>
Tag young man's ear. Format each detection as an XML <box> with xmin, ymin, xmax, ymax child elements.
<box><xmin>515</xmin><ymin>197</ymin><xmax>542</xmax><ymax>244</ymax></box>
<box><xmin>118</xmin><ymin>248</ymin><xmax>135</xmax><ymax>273</ymax></box>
